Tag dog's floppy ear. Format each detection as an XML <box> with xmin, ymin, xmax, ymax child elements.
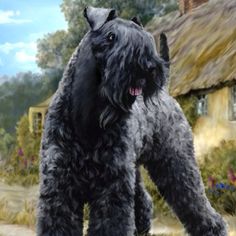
<box><xmin>131</xmin><ymin>16</ymin><xmax>143</xmax><ymax>28</ymax></box>
<box><xmin>84</xmin><ymin>6</ymin><xmax>117</xmax><ymax>31</ymax></box>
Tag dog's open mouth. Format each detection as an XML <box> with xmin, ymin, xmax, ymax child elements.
<box><xmin>129</xmin><ymin>87</ymin><xmax>142</xmax><ymax>96</ymax></box>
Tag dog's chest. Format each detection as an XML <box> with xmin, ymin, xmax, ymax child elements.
<box><xmin>128</xmin><ymin>99</ymin><xmax>157</xmax><ymax>160</ymax></box>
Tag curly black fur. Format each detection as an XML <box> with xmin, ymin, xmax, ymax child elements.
<box><xmin>37</xmin><ymin>7</ymin><xmax>227</xmax><ymax>236</ymax></box>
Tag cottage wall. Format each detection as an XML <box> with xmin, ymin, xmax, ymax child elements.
<box><xmin>193</xmin><ymin>87</ymin><xmax>236</xmax><ymax>157</ymax></box>
<box><xmin>28</xmin><ymin>107</ymin><xmax>47</xmax><ymax>133</ymax></box>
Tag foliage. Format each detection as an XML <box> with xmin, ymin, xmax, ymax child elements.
<box><xmin>206</xmin><ymin>188</ymin><xmax>236</xmax><ymax>216</ymax></box>
<box><xmin>0</xmin><ymin>72</ymin><xmax>56</xmax><ymax>133</ymax></box>
<box><xmin>176</xmin><ymin>94</ymin><xmax>199</xmax><ymax>128</ymax></box>
<box><xmin>14</xmin><ymin>200</ymin><xmax>36</xmax><ymax>227</ymax></box>
<box><xmin>0</xmin><ymin>172</ymin><xmax>39</xmax><ymax>186</ymax></box>
<box><xmin>200</xmin><ymin>140</ymin><xmax>236</xmax><ymax>183</ymax></box>
<box><xmin>0</xmin><ymin>114</ymin><xmax>40</xmax><ymax>186</ymax></box>
<box><xmin>222</xmin><ymin>191</ymin><xmax>236</xmax><ymax>215</ymax></box>
<box><xmin>37</xmin><ymin>31</ymin><xmax>69</xmax><ymax>70</ymax></box>
<box><xmin>0</xmin><ymin>128</ymin><xmax>15</xmax><ymax>160</ymax></box>
<box><xmin>16</xmin><ymin>115</ymin><xmax>41</xmax><ymax>160</ymax></box>
<box><xmin>200</xmin><ymin>140</ymin><xmax>236</xmax><ymax>215</ymax></box>
<box><xmin>37</xmin><ymin>0</ymin><xmax>178</xmax><ymax>70</ymax></box>
<box><xmin>0</xmin><ymin>198</ymin><xmax>15</xmax><ymax>222</ymax></box>
<box><xmin>0</xmin><ymin>198</ymin><xmax>36</xmax><ymax>227</ymax></box>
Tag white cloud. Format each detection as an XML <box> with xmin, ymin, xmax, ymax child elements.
<box><xmin>0</xmin><ymin>41</ymin><xmax>38</xmax><ymax>72</ymax></box>
<box><xmin>15</xmin><ymin>10</ymin><xmax>21</xmax><ymax>16</ymax></box>
<box><xmin>0</xmin><ymin>42</ymin><xmax>37</xmax><ymax>54</ymax></box>
<box><xmin>15</xmin><ymin>50</ymin><xmax>36</xmax><ymax>63</ymax></box>
<box><xmin>0</xmin><ymin>10</ymin><xmax>31</xmax><ymax>24</ymax></box>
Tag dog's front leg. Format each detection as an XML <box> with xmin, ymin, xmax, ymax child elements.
<box><xmin>87</xmin><ymin>161</ymin><xmax>136</xmax><ymax>236</ymax></box>
<box><xmin>37</xmin><ymin>146</ymin><xmax>84</xmax><ymax>236</ymax></box>
<box><xmin>134</xmin><ymin>167</ymin><xmax>153</xmax><ymax>235</ymax></box>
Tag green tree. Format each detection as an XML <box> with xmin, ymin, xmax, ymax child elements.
<box><xmin>0</xmin><ymin>128</ymin><xmax>15</xmax><ymax>160</ymax></box>
<box><xmin>37</xmin><ymin>30</ymin><xmax>68</xmax><ymax>70</ymax></box>
<box><xmin>1</xmin><ymin>115</ymin><xmax>40</xmax><ymax>186</ymax></box>
<box><xmin>0</xmin><ymin>72</ymin><xmax>55</xmax><ymax>133</ymax></box>
<box><xmin>12</xmin><ymin>114</ymin><xmax>40</xmax><ymax>170</ymax></box>
<box><xmin>37</xmin><ymin>0</ymin><xmax>178</xmax><ymax>71</ymax></box>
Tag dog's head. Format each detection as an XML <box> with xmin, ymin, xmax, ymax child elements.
<box><xmin>84</xmin><ymin>7</ymin><xmax>169</xmax><ymax>111</ymax></box>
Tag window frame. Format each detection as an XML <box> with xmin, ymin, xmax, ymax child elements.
<box><xmin>33</xmin><ymin>112</ymin><xmax>42</xmax><ymax>133</ymax></box>
<box><xmin>229</xmin><ymin>85</ymin><xmax>236</xmax><ymax>121</ymax></box>
<box><xmin>197</xmin><ymin>94</ymin><xmax>208</xmax><ymax>116</ymax></box>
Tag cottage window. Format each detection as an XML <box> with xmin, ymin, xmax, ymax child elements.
<box><xmin>33</xmin><ymin>112</ymin><xmax>42</xmax><ymax>133</ymax></box>
<box><xmin>230</xmin><ymin>85</ymin><xmax>236</xmax><ymax>120</ymax></box>
<box><xmin>197</xmin><ymin>94</ymin><xmax>208</xmax><ymax>116</ymax></box>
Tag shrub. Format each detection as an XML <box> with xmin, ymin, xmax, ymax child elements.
<box><xmin>0</xmin><ymin>114</ymin><xmax>40</xmax><ymax>186</ymax></box>
<box><xmin>200</xmin><ymin>140</ymin><xmax>236</xmax><ymax>215</ymax></box>
<box><xmin>0</xmin><ymin>128</ymin><xmax>15</xmax><ymax>161</ymax></box>
<box><xmin>176</xmin><ymin>94</ymin><xmax>199</xmax><ymax>128</ymax></box>
<box><xmin>200</xmin><ymin>140</ymin><xmax>236</xmax><ymax>184</ymax></box>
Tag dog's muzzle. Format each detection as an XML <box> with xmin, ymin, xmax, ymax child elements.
<box><xmin>128</xmin><ymin>78</ymin><xmax>146</xmax><ymax>96</ymax></box>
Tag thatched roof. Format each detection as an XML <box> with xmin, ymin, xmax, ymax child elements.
<box><xmin>147</xmin><ymin>0</ymin><xmax>236</xmax><ymax>97</ymax></box>
<box><xmin>32</xmin><ymin>96</ymin><xmax>52</xmax><ymax>108</ymax></box>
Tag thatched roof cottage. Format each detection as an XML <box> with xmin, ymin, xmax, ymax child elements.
<box><xmin>147</xmin><ymin>0</ymin><xmax>236</xmax><ymax>156</ymax></box>
<box><xmin>29</xmin><ymin>0</ymin><xmax>236</xmax><ymax>157</ymax></box>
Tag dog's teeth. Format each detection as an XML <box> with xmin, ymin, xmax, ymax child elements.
<box><xmin>129</xmin><ymin>88</ymin><xmax>134</xmax><ymax>96</ymax></box>
<box><xmin>135</xmin><ymin>88</ymin><xmax>142</xmax><ymax>96</ymax></box>
<box><xmin>129</xmin><ymin>87</ymin><xmax>142</xmax><ymax>96</ymax></box>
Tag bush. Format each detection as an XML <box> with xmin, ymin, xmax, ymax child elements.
<box><xmin>200</xmin><ymin>140</ymin><xmax>236</xmax><ymax>215</ymax></box>
<box><xmin>0</xmin><ymin>128</ymin><xmax>15</xmax><ymax>161</ymax></box>
<box><xmin>0</xmin><ymin>114</ymin><xmax>40</xmax><ymax>186</ymax></box>
<box><xmin>200</xmin><ymin>140</ymin><xmax>236</xmax><ymax>183</ymax></box>
<box><xmin>176</xmin><ymin>94</ymin><xmax>199</xmax><ymax>128</ymax></box>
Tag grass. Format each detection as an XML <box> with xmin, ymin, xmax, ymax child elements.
<box><xmin>0</xmin><ymin>198</ymin><xmax>15</xmax><ymax>223</ymax></box>
<box><xmin>0</xmin><ymin>198</ymin><xmax>36</xmax><ymax>228</ymax></box>
<box><xmin>0</xmin><ymin>140</ymin><xmax>235</xmax><ymax>232</ymax></box>
<box><xmin>0</xmin><ymin>169</ymin><xmax>38</xmax><ymax>187</ymax></box>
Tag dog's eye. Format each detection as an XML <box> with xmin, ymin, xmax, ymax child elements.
<box><xmin>107</xmin><ymin>33</ymin><xmax>115</xmax><ymax>42</ymax></box>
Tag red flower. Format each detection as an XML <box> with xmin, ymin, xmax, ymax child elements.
<box><xmin>227</xmin><ymin>168</ymin><xmax>236</xmax><ymax>185</ymax></box>
<box><xmin>18</xmin><ymin>148</ymin><xmax>24</xmax><ymax>157</ymax></box>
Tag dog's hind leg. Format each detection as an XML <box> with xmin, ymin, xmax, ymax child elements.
<box><xmin>134</xmin><ymin>167</ymin><xmax>153</xmax><ymax>235</ymax></box>
<box><xmin>144</xmin><ymin>94</ymin><xmax>227</xmax><ymax>236</ymax></box>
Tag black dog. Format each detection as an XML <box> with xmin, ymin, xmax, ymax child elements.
<box><xmin>37</xmin><ymin>7</ymin><xmax>227</xmax><ymax>236</ymax></box>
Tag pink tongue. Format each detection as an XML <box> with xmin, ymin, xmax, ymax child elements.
<box><xmin>129</xmin><ymin>88</ymin><xmax>142</xmax><ymax>96</ymax></box>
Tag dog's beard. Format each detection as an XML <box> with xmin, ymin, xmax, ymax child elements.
<box><xmin>98</xmin><ymin>70</ymin><xmax>164</xmax><ymax>129</ymax></box>
<box><xmin>100</xmin><ymin>76</ymin><xmax>135</xmax><ymax>112</ymax></box>
<box><xmin>100</xmin><ymin>69</ymin><xmax>164</xmax><ymax>107</ymax></box>
<box><xmin>97</xmin><ymin>48</ymin><xmax>167</xmax><ymax>129</ymax></box>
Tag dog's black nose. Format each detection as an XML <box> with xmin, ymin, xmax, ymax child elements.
<box><xmin>139</xmin><ymin>79</ymin><xmax>146</xmax><ymax>86</ymax></box>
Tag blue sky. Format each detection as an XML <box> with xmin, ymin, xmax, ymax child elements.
<box><xmin>0</xmin><ymin>0</ymin><xmax>67</xmax><ymax>76</ymax></box>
